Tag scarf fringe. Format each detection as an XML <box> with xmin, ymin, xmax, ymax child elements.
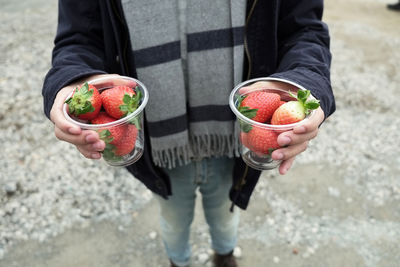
<box><xmin>152</xmin><ymin>134</ymin><xmax>241</xmax><ymax>169</ymax></box>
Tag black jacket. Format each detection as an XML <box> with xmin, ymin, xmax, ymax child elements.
<box><xmin>42</xmin><ymin>0</ymin><xmax>335</xmax><ymax>210</ymax></box>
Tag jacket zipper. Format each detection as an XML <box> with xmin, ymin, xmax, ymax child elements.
<box><xmin>244</xmin><ymin>0</ymin><xmax>258</xmax><ymax>80</ymax></box>
<box><xmin>110</xmin><ymin>0</ymin><xmax>130</xmax><ymax>76</ymax></box>
<box><xmin>229</xmin><ymin>0</ymin><xmax>258</xmax><ymax>212</ymax></box>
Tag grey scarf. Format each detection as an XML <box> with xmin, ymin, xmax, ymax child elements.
<box><xmin>122</xmin><ymin>0</ymin><xmax>246</xmax><ymax>168</ymax></box>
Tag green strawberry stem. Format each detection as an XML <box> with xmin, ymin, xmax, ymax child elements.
<box><xmin>102</xmin><ymin>143</ymin><xmax>122</xmax><ymax>161</ymax></box>
<box><xmin>97</xmin><ymin>130</ymin><xmax>123</xmax><ymax>161</ymax></box>
<box><xmin>97</xmin><ymin>129</ymin><xmax>114</xmax><ymax>143</ymax></box>
<box><xmin>65</xmin><ymin>83</ymin><xmax>95</xmax><ymax>115</ymax></box>
<box><xmin>236</xmin><ymin>94</ymin><xmax>258</xmax><ymax>119</ymax></box>
<box><xmin>119</xmin><ymin>86</ymin><xmax>142</xmax><ymax>117</ymax></box>
<box><xmin>128</xmin><ymin>117</ymin><xmax>141</xmax><ymax>130</ymax></box>
<box><xmin>289</xmin><ymin>89</ymin><xmax>320</xmax><ymax>115</ymax></box>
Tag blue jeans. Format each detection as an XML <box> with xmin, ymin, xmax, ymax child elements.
<box><xmin>155</xmin><ymin>157</ymin><xmax>240</xmax><ymax>267</ymax></box>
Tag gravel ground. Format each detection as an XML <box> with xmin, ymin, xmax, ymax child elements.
<box><xmin>1</xmin><ymin>0</ymin><xmax>399</xmax><ymax>266</ymax></box>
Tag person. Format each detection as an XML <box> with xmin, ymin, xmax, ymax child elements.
<box><xmin>42</xmin><ymin>1</ymin><xmax>335</xmax><ymax>266</ymax></box>
<box><xmin>387</xmin><ymin>1</ymin><xmax>400</xmax><ymax>11</ymax></box>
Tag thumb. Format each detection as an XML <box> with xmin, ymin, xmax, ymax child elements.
<box><xmin>50</xmin><ymin>85</ymin><xmax>81</xmax><ymax>135</ymax></box>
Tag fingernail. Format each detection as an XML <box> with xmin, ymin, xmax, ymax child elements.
<box><xmin>92</xmin><ymin>142</ymin><xmax>103</xmax><ymax>150</ymax></box>
<box><xmin>281</xmin><ymin>136</ymin><xmax>291</xmax><ymax>146</ymax></box>
<box><xmin>85</xmin><ymin>134</ymin><xmax>96</xmax><ymax>143</ymax></box>
<box><xmin>275</xmin><ymin>153</ymin><xmax>284</xmax><ymax>160</ymax></box>
<box><xmin>91</xmin><ymin>153</ymin><xmax>101</xmax><ymax>159</ymax></box>
<box><xmin>68</xmin><ymin>127</ymin><xmax>80</xmax><ymax>134</ymax></box>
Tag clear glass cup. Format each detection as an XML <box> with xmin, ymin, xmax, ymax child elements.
<box><xmin>229</xmin><ymin>77</ymin><xmax>316</xmax><ymax>171</ymax></box>
<box><xmin>63</xmin><ymin>76</ymin><xmax>149</xmax><ymax>167</ymax></box>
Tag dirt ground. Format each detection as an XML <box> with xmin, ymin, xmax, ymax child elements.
<box><xmin>1</xmin><ymin>0</ymin><xmax>400</xmax><ymax>267</ymax></box>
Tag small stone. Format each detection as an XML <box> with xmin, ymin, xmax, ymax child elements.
<box><xmin>233</xmin><ymin>247</ymin><xmax>242</xmax><ymax>258</ymax></box>
<box><xmin>197</xmin><ymin>253</ymin><xmax>209</xmax><ymax>264</ymax></box>
<box><xmin>149</xmin><ymin>231</ymin><xmax>157</xmax><ymax>239</ymax></box>
<box><xmin>302</xmin><ymin>252</ymin><xmax>310</xmax><ymax>259</ymax></box>
<box><xmin>328</xmin><ymin>186</ymin><xmax>341</xmax><ymax>197</ymax></box>
<box><xmin>3</xmin><ymin>181</ymin><xmax>17</xmax><ymax>194</ymax></box>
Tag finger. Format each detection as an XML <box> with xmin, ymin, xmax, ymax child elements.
<box><xmin>77</xmin><ymin>146</ymin><xmax>102</xmax><ymax>160</ymax></box>
<box><xmin>79</xmin><ymin>140</ymin><xmax>106</xmax><ymax>152</ymax></box>
<box><xmin>293</xmin><ymin>107</ymin><xmax>324</xmax><ymax>134</ymax></box>
<box><xmin>271</xmin><ymin>141</ymin><xmax>309</xmax><ymax>161</ymax></box>
<box><xmin>278</xmin><ymin>157</ymin><xmax>296</xmax><ymax>175</ymax></box>
<box><xmin>50</xmin><ymin>87</ymin><xmax>82</xmax><ymax>135</ymax></box>
<box><xmin>54</xmin><ymin>127</ymin><xmax>100</xmax><ymax>145</ymax></box>
<box><xmin>277</xmin><ymin>128</ymin><xmax>318</xmax><ymax>146</ymax></box>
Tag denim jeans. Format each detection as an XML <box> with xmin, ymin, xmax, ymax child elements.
<box><xmin>155</xmin><ymin>157</ymin><xmax>240</xmax><ymax>267</ymax></box>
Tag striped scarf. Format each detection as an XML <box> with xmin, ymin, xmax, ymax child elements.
<box><xmin>122</xmin><ymin>0</ymin><xmax>246</xmax><ymax>168</ymax></box>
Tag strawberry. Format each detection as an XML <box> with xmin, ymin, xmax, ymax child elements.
<box><xmin>101</xmin><ymin>85</ymin><xmax>141</xmax><ymax>119</ymax></box>
<box><xmin>247</xmin><ymin>127</ymin><xmax>280</xmax><ymax>155</ymax></box>
<box><xmin>278</xmin><ymin>100</ymin><xmax>286</xmax><ymax>107</ymax></box>
<box><xmin>91</xmin><ymin>112</ymin><xmax>126</xmax><ymax>144</ymax></box>
<box><xmin>65</xmin><ymin>82</ymin><xmax>101</xmax><ymax>120</ymax></box>
<box><xmin>113</xmin><ymin>124</ymin><xmax>138</xmax><ymax>156</ymax></box>
<box><xmin>271</xmin><ymin>89</ymin><xmax>320</xmax><ymax>125</ymax></box>
<box><xmin>238</xmin><ymin>91</ymin><xmax>281</xmax><ymax>123</ymax></box>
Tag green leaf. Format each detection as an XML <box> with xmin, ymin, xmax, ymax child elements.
<box><xmin>239</xmin><ymin>120</ymin><xmax>253</xmax><ymax>133</ymax></box>
<box><xmin>102</xmin><ymin>143</ymin><xmax>122</xmax><ymax>161</ymax></box>
<box><xmin>129</xmin><ymin>117</ymin><xmax>141</xmax><ymax>130</ymax></box>
<box><xmin>236</xmin><ymin>94</ymin><xmax>247</xmax><ymax>108</ymax></box>
<box><xmin>123</xmin><ymin>94</ymin><xmax>132</xmax><ymax>104</ymax></box>
<box><xmin>119</xmin><ymin>89</ymin><xmax>142</xmax><ymax>116</ymax></box>
<box><xmin>288</xmin><ymin>91</ymin><xmax>297</xmax><ymax>99</ymax></box>
<box><xmin>98</xmin><ymin>129</ymin><xmax>114</xmax><ymax>143</ymax></box>
<box><xmin>80</xmin><ymin>83</ymin><xmax>89</xmax><ymax>94</ymax></box>
<box><xmin>238</xmin><ymin>106</ymin><xmax>258</xmax><ymax>119</ymax></box>
<box><xmin>119</xmin><ymin>105</ymin><xmax>129</xmax><ymax>112</ymax></box>
<box><xmin>305</xmin><ymin>100</ymin><xmax>320</xmax><ymax>110</ymax></box>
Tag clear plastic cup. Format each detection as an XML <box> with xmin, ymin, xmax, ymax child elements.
<box><xmin>229</xmin><ymin>77</ymin><xmax>316</xmax><ymax>171</ymax></box>
<box><xmin>63</xmin><ymin>76</ymin><xmax>149</xmax><ymax>167</ymax></box>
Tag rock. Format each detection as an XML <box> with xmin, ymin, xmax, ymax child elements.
<box><xmin>149</xmin><ymin>231</ymin><xmax>157</xmax><ymax>240</ymax></box>
<box><xmin>3</xmin><ymin>181</ymin><xmax>18</xmax><ymax>195</ymax></box>
<box><xmin>233</xmin><ymin>247</ymin><xmax>242</xmax><ymax>258</ymax></box>
<box><xmin>273</xmin><ymin>256</ymin><xmax>280</xmax><ymax>263</ymax></box>
<box><xmin>197</xmin><ymin>253</ymin><xmax>209</xmax><ymax>264</ymax></box>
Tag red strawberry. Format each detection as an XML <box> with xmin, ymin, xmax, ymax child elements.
<box><xmin>247</xmin><ymin>127</ymin><xmax>280</xmax><ymax>155</ymax></box>
<box><xmin>91</xmin><ymin>112</ymin><xmax>126</xmax><ymax>145</ymax></box>
<box><xmin>113</xmin><ymin>124</ymin><xmax>138</xmax><ymax>156</ymax></box>
<box><xmin>271</xmin><ymin>89</ymin><xmax>320</xmax><ymax>125</ymax></box>
<box><xmin>101</xmin><ymin>85</ymin><xmax>141</xmax><ymax>119</ymax></box>
<box><xmin>238</xmin><ymin>91</ymin><xmax>281</xmax><ymax>123</ymax></box>
<box><xmin>65</xmin><ymin>83</ymin><xmax>101</xmax><ymax>120</ymax></box>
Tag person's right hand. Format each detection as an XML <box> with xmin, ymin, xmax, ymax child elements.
<box><xmin>50</xmin><ymin>74</ymin><xmax>118</xmax><ymax>159</ymax></box>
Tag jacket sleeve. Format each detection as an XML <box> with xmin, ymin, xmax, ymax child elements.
<box><xmin>270</xmin><ymin>0</ymin><xmax>335</xmax><ymax>119</ymax></box>
<box><xmin>42</xmin><ymin>0</ymin><xmax>107</xmax><ymax>119</ymax></box>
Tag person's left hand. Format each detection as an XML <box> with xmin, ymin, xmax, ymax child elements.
<box><xmin>239</xmin><ymin>80</ymin><xmax>325</xmax><ymax>175</ymax></box>
<box><xmin>271</xmin><ymin>107</ymin><xmax>324</xmax><ymax>174</ymax></box>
